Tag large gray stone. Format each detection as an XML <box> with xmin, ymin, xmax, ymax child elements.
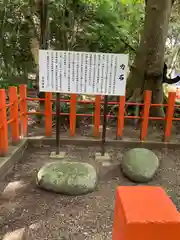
<box><xmin>121</xmin><ymin>148</ymin><xmax>159</xmax><ymax>183</ymax></box>
<box><xmin>37</xmin><ymin>161</ymin><xmax>98</xmax><ymax>195</ymax></box>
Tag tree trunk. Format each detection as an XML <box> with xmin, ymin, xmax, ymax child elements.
<box><xmin>127</xmin><ymin>0</ymin><xmax>174</xmax><ymax>117</ymax></box>
<box><xmin>125</xmin><ymin>28</ymin><xmax>146</xmax><ymax>100</ymax></box>
<box><xmin>27</xmin><ymin>0</ymin><xmax>48</xmax><ymax>122</ymax></box>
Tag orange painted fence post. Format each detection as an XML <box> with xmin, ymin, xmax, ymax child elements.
<box><xmin>9</xmin><ymin>86</ymin><xmax>20</xmax><ymax>144</ymax></box>
<box><xmin>0</xmin><ymin>89</ymin><xmax>8</xmax><ymax>156</ymax></box>
<box><xmin>70</xmin><ymin>94</ymin><xmax>77</xmax><ymax>136</ymax></box>
<box><xmin>164</xmin><ymin>92</ymin><xmax>176</xmax><ymax>142</ymax></box>
<box><xmin>117</xmin><ymin>96</ymin><xmax>125</xmax><ymax>138</ymax></box>
<box><xmin>19</xmin><ymin>85</ymin><xmax>28</xmax><ymax>137</ymax></box>
<box><xmin>45</xmin><ymin>92</ymin><xmax>52</xmax><ymax>137</ymax></box>
<box><xmin>112</xmin><ymin>186</ymin><xmax>180</xmax><ymax>240</ymax></box>
<box><xmin>140</xmin><ymin>90</ymin><xmax>152</xmax><ymax>141</ymax></box>
<box><xmin>94</xmin><ymin>95</ymin><xmax>101</xmax><ymax>137</ymax></box>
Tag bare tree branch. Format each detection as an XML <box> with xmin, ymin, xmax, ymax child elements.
<box><xmin>119</xmin><ymin>38</ymin><xmax>136</xmax><ymax>52</ymax></box>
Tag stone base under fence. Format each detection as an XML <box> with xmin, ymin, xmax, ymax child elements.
<box><xmin>49</xmin><ymin>151</ymin><xmax>66</xmax><ymax>159</ymax></box>
<box><xmin>95</xmin><ymin>152</ymin><xmax>110</xmax><ymax>161</ymax></box>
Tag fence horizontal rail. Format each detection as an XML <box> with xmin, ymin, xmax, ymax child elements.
<box><xmin>0</xmin><ymin>84</ymin><xmax>178</xmax><ymax>156</ymax></box>
<box><xmin>26</xmin><ymin>97</ymin><xmax>167</xmax><ymax>107</ymax></box>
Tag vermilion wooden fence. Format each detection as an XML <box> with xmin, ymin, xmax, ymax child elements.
<box><xmin>0</xmin><ymin>84</ymin><xmax>177</xmax><ymax>156</ymax></box>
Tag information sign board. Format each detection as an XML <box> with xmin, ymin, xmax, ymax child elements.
<box><xmin>39</xmin><ymin>50</ymin><xmax>129</xmax><ymax>96</ymax></box>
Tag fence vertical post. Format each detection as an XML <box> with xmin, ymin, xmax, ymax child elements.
<box><xmin>164</xmin><ymin>92</ymin><xmax>176</xmax><ymax>142</ymax></box>
<box><xmin>94</xmin><ymin>95</ymin><xmax>101</xmax><ymax>137</ymax></box>
<box><xmin>45</xmin><ymin>92</ymin><xmax>52</xmax><ymax>137</ymax></box>
<box><xmin>9</xmin><ymin>86</ymin><xmax>19</xmax><ymax>144</ymax></box>
<box><xmin>70</xmin><ymin>94</ymin><xmax>77</xmax><ymax>136</ymax></box>
<box><xmin>140</xmin><ymin>90</ymin><xmax>152</xmax><ymax>141</ymax></box>
<box><xmin>19</xmin><ymin>85</ymin><xmax>28</xmax><ymax>137</ymax></box>
<box><xmin>117</xmin><ymin>96</ymin><xmax>125</xmax><ymax>138</ymax></box>
<box><xmin>0</xmin><ymin>89</ymin><xmax>8</xmax><ymax>156</ymax></box>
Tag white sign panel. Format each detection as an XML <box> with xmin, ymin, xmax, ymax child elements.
<box><xmin>39</xmin><ymin>50</ymin><xmax>129</xmax><ymax>96</ymax></box>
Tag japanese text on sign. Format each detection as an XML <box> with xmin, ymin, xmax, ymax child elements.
<box><xmin>39</xmin><ymin>50</ymin><xmax>129</xmax><ymax>96</ymax></box>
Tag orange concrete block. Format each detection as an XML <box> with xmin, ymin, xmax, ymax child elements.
<box><xmin>112</xmin><ymin>186</ymin><xmax>180</xmax><ymax>240</ymax></box>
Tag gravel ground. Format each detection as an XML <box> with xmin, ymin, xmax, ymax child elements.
<box><xmin>0</xmin><ymin>145</ymin><xmax>180</xmax><ymax>239</ymax></box>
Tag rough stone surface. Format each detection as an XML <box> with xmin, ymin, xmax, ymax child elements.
<box><xmin>121</xmin><ymin>148</ymin><xmax>159</xmax><ymax>183</ymax></box>
<box><xmin>37</xmin><ymin>161</ymin><xmax>98</xmax><ymax>195</ymax></box>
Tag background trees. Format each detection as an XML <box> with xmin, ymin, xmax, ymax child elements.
<box><xmin>0</xmin><ymin>0</ymin><xmax>180</xmax><ymax>117</ymax></box>
<box><xmin>0</xmin><ymin>0</ymin><xmax>144</xmax><ymax>82</ymax></box>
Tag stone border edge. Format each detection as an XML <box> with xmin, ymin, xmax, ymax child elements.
<box><xmin>0</xmin><ymin>139</ymin><xmax>28</xmax><ymax>180</ymax></box>
<box><xmin>27</xmin><ymin>136</ymin><xmax>180</xmax><ymax>150</ymax></box>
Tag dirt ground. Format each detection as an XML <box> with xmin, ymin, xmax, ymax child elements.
<box><xmin>0</xmin><ymin>145</ymin><xmax>180</xmax><ymax>240</ymax></box>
